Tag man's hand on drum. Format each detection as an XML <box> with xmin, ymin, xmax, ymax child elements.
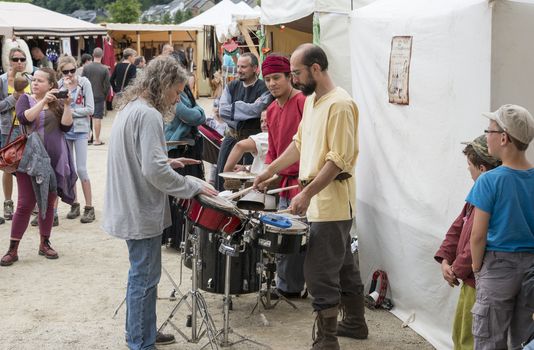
<box><xmin>288</xmin><ymin>191</ymin><xmax>311</xmax><ymax>216</ymax></box>
<box><xmin>253</xmin><ymin>168</ymin><xmax>274</xmax><ymax>191</ymax></box>
<box><xmin>168</xmin><ymin>157</ymin><xmax>201</xmax><ymax>169</ymax></box>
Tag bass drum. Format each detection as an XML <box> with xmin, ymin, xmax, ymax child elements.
<box><xmin>197</xmin><ymin>228</ymin><xmax>261</xmax><ymax>295</ymax></box>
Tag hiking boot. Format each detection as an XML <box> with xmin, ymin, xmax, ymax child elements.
<box><xmin>337</xmin><ymin>294</ymin><xmax>368</xmax><ymax>340</ymax></box>
<box><xmin>66</xmin><ymin>203</ymin><xmax>80</xmax><ymax>219</ymax></box>
<box><xmin>312</xmin><ymin>306</ymin><xmax>340</xmax><ymax>350</ymax></box>
<box><xmin>4</xmin><ymin>200</ymin><xmax>14</xmax><ymax>220</ymax></box>
<box><xmin>30</xmin><ymin>215</ymin><xmax>38</xmax><ymax>226</ymax></box>
<box><xmin>80</xmin><ymin>206</ymin><xmax>95</xmax><ymax>223</ymax></box>
<box><xmin>156</xmin><ymin>331</ymin><xmax>176</xmax><ymax>345</ymax></box>
<box><xmin>38</xmin><ymin>237</ymin><xmax>58</xmax><ymax>259</ymax></box>
<box><xmin>1</xmin><ymin>240</ymin><xmax>20</xmax><ymax>266</ymax></box>
<box><xmin>53</xmin><ymin>214</ymin><xmax>59</xmax><ymax>227</ymax></box>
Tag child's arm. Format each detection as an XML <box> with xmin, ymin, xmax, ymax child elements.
<box><xmin>224</xmin><ymin>138</ymin><xmax>257</xmax><ymax>172</ymax></box>
<box><xmin>470</xmin><ymin>207</ymin><xmax>490</xmax><ymax>272</ymax></box>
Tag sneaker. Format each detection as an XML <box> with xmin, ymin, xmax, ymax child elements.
<box><xmin>4</xmin><ymin>200</ymin><xmax>14</xmax><ymax>220</ymax></box>
<box><xmin>156</xmin><ymin>331</ymin><xmax>176</xmax><ymax>345</ymax></box>
<box><xmin>80</xmin><ymin>206</ymin><xmax>95</xmax><ymax>223</ymax></box>
<box><xmin>66</xmin><ymin>203</ymin><xmax>80</xmax><ymax>219</ymax></box>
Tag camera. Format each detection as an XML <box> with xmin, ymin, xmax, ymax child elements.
<box><xmin>52</xmin><ymin>90</ymin><xmax>68</xmax><ymax>99</ymax></box>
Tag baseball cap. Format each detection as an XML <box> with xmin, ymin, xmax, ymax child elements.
<box><xmin>482</xmin><ymin>104</ymin><xmax>534</xmax><ymax>144</ymax></box>
<box><xmin>461</xmin><ymin>135</ymin><xmax>501</xmax><ymax>167</ymax></box>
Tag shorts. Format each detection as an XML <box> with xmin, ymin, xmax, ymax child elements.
<box><xmin>1</xmin><ymin>126</ymin><xmax>21</xmax><ymax>148</ymax></box>
<box><xmin>92</xmin><ymin>99</ymin><xmax>105</xmax><ymax>119</ymax></box>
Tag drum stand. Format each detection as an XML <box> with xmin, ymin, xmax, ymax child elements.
<box><xmin>250</xmin><ymin>251</ymin><xmax>298</xmax><ymax>315</ymax></box>
<box><xmin>216</xmin><ymin>239</ymin><xmax>270</xmax><ymax>349</ymax></box>
<box><xmin>158</xmin><ymin>229</ymin><xmax>219</xmax><ymax>349</ymax></box>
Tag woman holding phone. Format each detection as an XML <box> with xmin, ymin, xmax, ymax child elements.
<box><xmin>0</xmin><ymin>67</ymin><xmax>77</xmax><ymax>266</ymax></box>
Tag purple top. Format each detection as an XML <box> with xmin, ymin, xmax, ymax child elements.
<box><xmin>16</xmin><ymin>93</ymin><xmax>77</xmax><ymax>204</ymax></box>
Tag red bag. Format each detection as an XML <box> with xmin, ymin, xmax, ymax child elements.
<box><xmin>0</xmin><ymin>117</ymin><xmax>27</xmax><ymax>173</ymax></box>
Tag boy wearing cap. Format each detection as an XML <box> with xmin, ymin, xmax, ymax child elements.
<box><xmin>467</xmin><ymin>104</ymin><xmax>534</xmax><ymax>349</ymax></box>
<box><xmin>435</xmin><ymin>135</ymin><xmax>501</xmax><ymax>350</ymax></box>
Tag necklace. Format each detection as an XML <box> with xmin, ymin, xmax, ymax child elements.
<box><xmin>278</xmin><ymin>87</ymin><xmax>294</xmax><ymax>107</ymax></box>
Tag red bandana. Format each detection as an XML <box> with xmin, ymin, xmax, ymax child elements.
<box><xmin>262</xmin><ymin>55</ymin><xmax>290</xmax><ymax>77</ymax></box>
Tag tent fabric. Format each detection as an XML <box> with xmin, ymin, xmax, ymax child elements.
<box><xmin>0</xmin><ymin>2</ymin><xmax>106</xmax><ymax>37</ymax></box>
<box><xmin>179</xmin><ymin>0</ymin><xmax>259</xmax><ymax>42</ymax></box>
<box><xmin>349</xmin><ymin>0</ymin><xmax>491</xmax><ymax>349</ymax></box>
<box><xmin>260</xmin><ymin>0</ymin><xmax>360</xmax><ymax>25</ymax></box>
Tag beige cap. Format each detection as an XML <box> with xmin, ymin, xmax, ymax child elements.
<box><xmin>483</xmin><ymin>104</ymin><xmax>534</xmax><ymax>144</ymax></box>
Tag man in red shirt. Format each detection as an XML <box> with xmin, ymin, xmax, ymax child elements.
<box><xmin>262</xmin><ymin>55</ymin><xmax>307</xmax><ymax>298</ymax></box>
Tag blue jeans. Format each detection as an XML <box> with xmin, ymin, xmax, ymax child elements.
<box><xmin>125</xmin><ymin>235</ymin><xmax>162</xmax><ymax>350</ymax></box>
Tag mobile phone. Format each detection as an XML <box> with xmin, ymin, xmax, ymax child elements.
<box><xmin>52</xmin><ymin>90</ymin><xmax>68</xmax><ymax>99</ymax></box>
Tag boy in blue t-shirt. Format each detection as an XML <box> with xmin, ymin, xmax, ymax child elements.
<box><xmin>467</xmin><ymin>104</ymin><xmax>534</xmax><ymax>349</ymax></box>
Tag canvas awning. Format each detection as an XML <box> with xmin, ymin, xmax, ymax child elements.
<box><xmin>0</xmin><ymin>1</ymin><xmax>106</xmax><ymax>37</ymax></box>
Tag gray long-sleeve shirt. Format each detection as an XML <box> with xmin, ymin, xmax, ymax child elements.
<box><xmin>102</xmin><ymin>98</ymin><xmax>202</xmax><ymax>240</ymax></box>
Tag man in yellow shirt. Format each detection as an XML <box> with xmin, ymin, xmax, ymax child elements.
<box><xmin>254</xmin><ymin>44</ymin><xmax>367</xmax><ymax>349</ymax></box>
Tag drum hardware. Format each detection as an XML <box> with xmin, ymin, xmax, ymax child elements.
<box><xmin>237</xmin><ymin>190</ymin><xmax>277</xmax><ymax>212</ymax></box>
<box><xmin>158</xmin><ymin>228</ymin><xmax>219</xmax><ymax>348</ymax></box>
<box><xmin>250</xmin><ymin>251</ymin><xmax>298</xmax><ymax>315</ymax></box>
<box><xmin>214</xmin><ymin>237</ymin><xmax>270</xmax><ymax>349</ymax></box>
<box><xmin>111</xmin><ymin>265</ymin><xmax>188</xmax><ymax>319</ymax></box>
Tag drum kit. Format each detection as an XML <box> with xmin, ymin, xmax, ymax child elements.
<box><xmin>157</xmin><ymin>172</ymin><xmax>310</xmax><ymax>349</ymax></box>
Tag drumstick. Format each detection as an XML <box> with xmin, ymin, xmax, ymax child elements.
<box><xmin>266</xmin><ymin>185</ymin><xmax>299</xmax><ymax>195</ymax></box>
<box><xmin>225</xmin><ymin>186</ymin><xmax>254</xmax><ymax>201</ymax></box>
<box><xmin>276</xmin><ymin>209</ymin><xmax>292</xmax><ymax>214</ymax></box>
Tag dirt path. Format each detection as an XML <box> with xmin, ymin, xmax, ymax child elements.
<box><xmin>0</xmin><ymin>99</ymin><xmax>435</xmax><ymax>350</ymax></box>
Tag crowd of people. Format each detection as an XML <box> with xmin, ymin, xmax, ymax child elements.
<box><xmin>1</xmin><ymin>39</ymin><xmax>533</xmax><ymax>350</ymax></box>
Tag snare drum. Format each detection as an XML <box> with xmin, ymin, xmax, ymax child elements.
<box><xmin>257</xmin><ymin>219</ymin><xmax>309</xmax><ymax>254</ymax></box>
<box><xmin>187</xmin><ymin>194</ymin><xmax>245</xmax><ymax>234</ymax></box>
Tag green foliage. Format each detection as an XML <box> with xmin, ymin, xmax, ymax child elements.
<box><xmin>161</xmin><ymin>12</ymin><xmax>171</xmax><ymax>24</ymax></box>
<box><xmin>173</xmin><ymin>10</ymin><xmax>183</xmax><ymax>24</ymax></box>
<box><xmin>107</xmin><ymin>0</ymin><xmax>141</xmax><ymax>23</ymax></box>
<box><xmin>4</xmin><ymin>0</ymin><xmax>32</xmax><ymax>3</ymax></box>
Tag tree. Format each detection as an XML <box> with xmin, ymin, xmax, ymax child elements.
<box><xmin>107</xmin><ymin>0</ymin><xmax>141</xmax><ymax>23</ymax></box>
<box><xmin>161</xmin><ymin>12</ymin><xmax>171</xmax><ymax>24</ymax></box>
<box><xmin>173</xmin><ymin>10</ymin><xmax>183</xmax><ymax>24</ymax></box>
<box><xmin>183</xmin><ymin>8</ymin><xmax>193</xmax><ymax>22</ymax></box>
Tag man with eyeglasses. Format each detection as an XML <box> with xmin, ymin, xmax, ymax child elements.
<box><xmin>255</xmin><ymin>44</ymin><xmax>368</xmax><ymax>349</ymax></box>
<box><xmin>0</xmin><ymin>48</ymin><xmax>32</xmax><ymax>224</ymax></box>
<box><xmin>215</xmin><ymin>52</ymin><xmax>271</xmax><ymax>190</ymax></box>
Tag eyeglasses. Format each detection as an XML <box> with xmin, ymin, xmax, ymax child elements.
<box><xmin>484</xmin><ymin>129</ymin><xmax>503</xmax><ymax>134</ymax></box>
<box><xmin>290</xmin><ymin>66</ymin><xmax>310</xmax><ymax>77</ymax></box>
<box><xmin>11</xmin><ymin>57</ymin><xmax>26</xmax><ymax>63</ymax></box>
<box><xmin>62</xmin><ymin>68</ymin><xmax>76</xmax><ymax>75</ymax></box>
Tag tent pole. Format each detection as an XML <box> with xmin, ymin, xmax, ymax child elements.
<box><xmin>136</xmin><ymin>31</ymin><xmax>141</xmax><ymax>54</ymax></box>
<box><xmin>168</xmin><ymin>31</ymin><xmax>172</xmax><ymax>45</ymax></box>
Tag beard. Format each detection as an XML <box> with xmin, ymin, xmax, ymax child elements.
<box><xmin>296</xmin><ymin>79</ymin><xmax>317</xmax><ymax>96</ymax></box>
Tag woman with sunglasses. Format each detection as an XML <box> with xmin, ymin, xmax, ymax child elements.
<box><xmin>0</xmin><ymin>48</ymin><xmax>32</xmax><ymax>224</ymax></box>
<box><xmin>1</xmin><ymin>67</ymin><xmax>77</xmax><ymax>266</ymax></box>
<box><xmin>57</xmin><ymin>55</ymin><xmax>95</xmax><ymax>224</ymax></box>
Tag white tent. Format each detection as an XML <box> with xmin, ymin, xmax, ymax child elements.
<box><xmin>260</xmin><ymin>0</ymin><xmax>375</xmax><ymax>94</ymax></box>
<box><xmin>350</xmin><ymin>0</ymin><xmax>534</xmax><ymax>348</ymax></box>
<box><xmin>179</xmin><ymin>0</ymin><xmax>259</xmax><ymax>42</ymax></box>
<box><xmin>0</xmin><ymin>1</ymin><xmax>106</xmax><ymax>37</ymax></box>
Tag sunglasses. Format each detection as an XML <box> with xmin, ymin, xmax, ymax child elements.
<box><xmin>11</xmin><ymin>57</ymin><xmax>26</xmax><ymax>63</ymax></box>
<box><xmin>62</xmin><ymin>68</ymin><xmax>76</xmax><ymax>75</ymax></box>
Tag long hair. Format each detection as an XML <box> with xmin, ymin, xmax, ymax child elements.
<box><xmin>38</xmin><ymin>67</ymin><xmax>62</xmax><ymax>119</ymax></box>
<box><xmin>118</xmin><ymin>56</ymin><xmax>188</xmax><ymax>120</ymax></box>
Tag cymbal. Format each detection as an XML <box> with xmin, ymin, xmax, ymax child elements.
<box><xmin>166</xmin><ymin>139</ymin><xmax>194</xmax><ymax>146</ymax></box>
<box><xmin>218</xmin><ymin>171</ymin><xmax>256</xmax><ymax>180</ymax></box>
